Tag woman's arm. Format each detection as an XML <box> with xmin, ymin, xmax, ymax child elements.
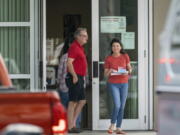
<box><xmin>127</xmin><ymin>63</ymin><xmax>132</xmax><ymax>74</ymax></box>
<box><xmin>104</xmin><ymin>68</ymin><xmax>113</xmax><ymax>78</ymax></box>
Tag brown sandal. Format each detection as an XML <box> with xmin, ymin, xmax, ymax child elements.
<box><xmin>116</xmin><ymin>129</ymin><xmax>126</xmax><ymax>134</ymax></box>
<box><xmin>107</xmin><ymin>128</ymin><xmax>114</xmax><ymax>134</ymax></box>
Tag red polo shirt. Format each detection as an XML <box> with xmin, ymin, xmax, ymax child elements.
<box><xmin>68</xmin><ymin>40</ymin><xmax>87</xmax><ymax>76</ymax></box>
<box><xmin>104</xmin><ymin>54</ymin><xmax>130</xmax><ymax>83</ymax></box>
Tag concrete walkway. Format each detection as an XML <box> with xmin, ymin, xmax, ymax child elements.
<box><xmin>68</xmin><ymin>130</ymin><xmax>157</xmax><ymax>135</ymax></box>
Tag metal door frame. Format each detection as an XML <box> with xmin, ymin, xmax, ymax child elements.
<box><xmin>91</xmin><ymin>0</ymin><xmax>151</xmax><ymax>130</ymax></box>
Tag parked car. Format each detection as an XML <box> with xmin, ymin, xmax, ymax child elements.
<box><xmin>0</xmin><ymin>54</ymin><xmax>68</xmax><ymax>135</ymax></box>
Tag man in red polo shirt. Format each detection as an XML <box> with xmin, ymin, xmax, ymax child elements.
<box><xmin>66</xmin><ymin>28</ymin><xmax>88</xmax><ymax>133</ymax></box>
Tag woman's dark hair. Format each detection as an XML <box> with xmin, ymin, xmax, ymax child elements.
<box><xmin>110</xmin><ymin>38</ymin><xmax>126</xmax><ymax>54</ymax></box>
<box><xmin>59</xmin><ymin>33</ymin><xmax>74</xmax><ymax>59</ymax></box>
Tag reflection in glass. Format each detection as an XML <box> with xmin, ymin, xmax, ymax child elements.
<box><xmin>0</xmin><ymin>27</ymin><xmax>30</xmax><ymax>74</ymax></box>
<box><xmin>12</xmin><ymin>79</ymin><xmax>30</xmax><ymax>90</ymax></box>
<box><xmin>0</xmin><ymin>0</ymin><xmax>30</xmax><ymax>22</ymax></box>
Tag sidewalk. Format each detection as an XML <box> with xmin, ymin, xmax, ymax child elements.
<box><xmin>68</xmin><ymin>130</ymin><xmax>157</xmax><ymax>135</ymax></box>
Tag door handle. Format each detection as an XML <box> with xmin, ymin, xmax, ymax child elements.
<box><xmin>39</xmin><ymin>61</ymin><xmax>43</xmax><ymax>78</ymax></box>
<box><xmin>93</xmin><ymin>61</ymin><xmax>99</xmax><ymax>78</ymax></box>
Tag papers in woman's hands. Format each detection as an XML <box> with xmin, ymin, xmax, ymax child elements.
<box><xmin>111</xmin><ymin>68</ymin><xmax>128</xmax><ymax>75</ymax></box>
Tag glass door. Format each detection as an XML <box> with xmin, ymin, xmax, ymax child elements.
<box><xmin>92</xmin><ymin>0</ymin><xmax>148</xmax><ymax>130</ymax></box>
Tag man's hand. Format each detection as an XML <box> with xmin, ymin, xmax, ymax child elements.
<box><xmin>73</xmin><ymin>74</ymin><xmax>78</xmax><ymax>84</ymax></box>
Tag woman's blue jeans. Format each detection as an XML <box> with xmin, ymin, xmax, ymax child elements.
<box><xmin>107</xmin><ymin>83</ymin><xmax>128</xmax><ymax>128</ymax></box>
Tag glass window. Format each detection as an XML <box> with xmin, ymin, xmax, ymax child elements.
<box><xmin>0</xmin><ymin>0</ymin><xmax>30</xmax><ymax>22</ymax></box>
<box><xmin>0</xmin><ymin>27</ymin><xmax>30</xmax><ymax>74</ymax></box>
<box><xmin>12</xmin><ymin>79</ymin><xmax>30</xmax><ymax>90</ymax></box>
<box><xmin>0</xmin><ymin>0</ymin><xmax>34</xmax><ymax>90</ymax></box>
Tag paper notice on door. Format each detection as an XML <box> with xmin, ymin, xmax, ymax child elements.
<box><xmin>100</xmin><ymin>16</ymin><xmax>126</xmax><ymax>33</ymax></box>
<box><xmin>121</xmin><ymin>32</ymin><xmax>135</xmax><ymax>49</ymax></box>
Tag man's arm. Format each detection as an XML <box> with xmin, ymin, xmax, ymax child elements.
<box><xmin>67</xmin><ymin>58</ymin><xmax>78</xmax><ymax>84</ymax></box>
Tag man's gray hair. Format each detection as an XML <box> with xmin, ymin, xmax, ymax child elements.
<box><xmin>74</xmin><ymin>27</ymin><xmax>87</xmax><ymax>38</ymax></box>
